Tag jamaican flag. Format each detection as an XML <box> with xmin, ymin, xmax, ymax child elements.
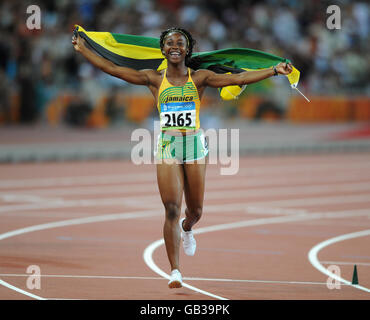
<box><xmin>74</xmin><ymin>25</ymin><xmax>300</xmax><ymax>100</ymax></box>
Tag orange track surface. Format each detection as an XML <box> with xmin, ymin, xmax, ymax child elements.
<box><xmin>0</xmin><ymin>153</ymin><xmax>369</xmax><ymax>300</ymax></box>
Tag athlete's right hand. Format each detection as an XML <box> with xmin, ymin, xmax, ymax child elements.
<box><xmin>72</xmin><ymin>33</ymin><xmax>85</xmax><ymax>52</ymax></box>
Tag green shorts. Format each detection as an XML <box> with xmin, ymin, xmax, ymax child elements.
<box><xmin>154</xmin><ymin>131</ymin><xmax>209</xmax><ymax>163</ymax></box>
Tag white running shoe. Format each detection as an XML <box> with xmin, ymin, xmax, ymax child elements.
<box><xmin>168</xmin><ymin>269</ymin><xmax>182</xmax><ymax>288</ymax></box>
<box><xmin>180</xmin><ymin>217</ymin><xmax>196</xmax><ymax>256</ymax></box>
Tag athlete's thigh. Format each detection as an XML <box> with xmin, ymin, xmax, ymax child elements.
<box><xmin>183</xmin><ymin>161</ymin><xmax>207</xmax><ymax>209</ymax></box>
<box><xmin>156</xmin><ymin>162</ymin><xmax>185</xmax><ymax>206</ymax></box>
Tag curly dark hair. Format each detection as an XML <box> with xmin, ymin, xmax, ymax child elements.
<box><xmin>159</xmin><ymin>27</ymin><xmax>196</xmax><ymax>67</ymax></box>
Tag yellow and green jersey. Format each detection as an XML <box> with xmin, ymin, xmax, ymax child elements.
<box><xmin>157</xmin><ymin>68</ymin><xmax>201</xmax><ymax>131</ymax></box>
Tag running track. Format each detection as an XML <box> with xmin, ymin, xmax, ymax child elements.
<box><xmin>0</xmin><ymin>153</ymin><xmax>369</xmax><ymax>300</ymax></box>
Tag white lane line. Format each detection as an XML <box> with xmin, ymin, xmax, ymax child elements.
<box><xmin>0</xmin><ymin>172</ymin><xmax>154</xmax><ymax>189</ymax></box>
<box><xmin>0</xmin><ymin>273</ymin><xmax>351</xmax><ymax>286</ymax></box>
<box><xmin>46</xmin><ymin>298</ymin><xmax>86</xmax><ymax>300</ymax></box>
<box><xmin>143</xmin><ymin>208</ymin><xmax>370</xmax><ymax>300</ymax></box>
<box><xmin>0</xmin><ymin>194</ymin><xmax>63</xmax><ymax>204</ymax></box>
<box><xmin>0</xmin><ymin>198</ymin><xmax>238</xmax><ymax>214</ymax></box>
<box><xmin>1</xmin><ymin>161</ymin><xmax>369</xmax><ymax>189</ymax></box>
<box><xmin>1</xmin><ymin>179</ymin><xmax>369</xmax><ymax>214</ymax></box>
<box><xmin>320</xmin><ymin>261</ymin><xmax>370</xmax><ymax>267</ymax></box>
<box><xmin>1</xmin><ymin>169</ymin><xmax>370</xmax><ymax>197</ymax></box>
<box><xmin>0</xmin><ymin>279</ymin><xmax>47</xmax><ymax>300</ymax></box>
<box><xmin>0</xmin><ymin>209</ymin><xmax>161</xmax><ymax>300</ymax></box>
<box><xmin>143</xmin><ymin>239</ymin><xmax>228</xmax><ymax>300</ymax></box>
<box><xmin>2</xmin><ymin>190</ymin><xmax>370</xmax><ymax>214</ymax></box>
<box><xmin>0</xmin><ymin>207</ymin><xmax>230</xmax><ymax>301</ymax></box>
<box><xmin>205</xmin><ymin>184</ymin><xmax>370</xmax><ymax>201</ymax></box>
<box><xmin>3</xmin><ymin>179</ymin><xmax>370</xmax><ymax>200</ymax></box>
<box><xmin>184</xmin><ymin>277</ymin><xmax>350</xmax><ymax>286</ymax></box>
<box><xmin>0</xmin><ymin>207</ymin><xmax>306</xmax><ymax>300</ymax></box>
<box><xmin>0</xmin><ymin>209</ymin><xmax>160</xmax><ymax>241</ymax></box>
<box><xmin>0</xmin><ymin>274</ymin><xmax>165</xmax><ymax>280</ymax></box>
<box><xmin>1</xmin><ymin>208</ymin><xmax>369</xmax><ymax>299</ymax></box>
<box><xmin>308</xmin><ymin>230</ymin><xmax>370</xmax><ymax>293</ymax></box>
<box><xmin>0</xmin><ymin>197</ymin><xmax>162</xmax><ymax>213</ymax></box>
<box><xmin>247</xmin><ymin>194</ymin><xmax>370</xmax><ymax>208</ymax></box>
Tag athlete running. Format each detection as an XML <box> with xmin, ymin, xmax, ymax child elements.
<box><xmin>72</xmin><ymin>27</ymin><xmax>292</xmax><ymax>288</ymax></box>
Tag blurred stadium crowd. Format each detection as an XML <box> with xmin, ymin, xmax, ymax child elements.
<box><xmin>0</xmin><ymin>0</ymin><xmax>368</xmax><ymax>125</ymax></box>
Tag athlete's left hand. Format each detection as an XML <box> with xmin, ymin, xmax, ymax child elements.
<box><xmin>275</xmin><ymin>62</ymin><xmax>293</xmax><ymax>75</ymax></box>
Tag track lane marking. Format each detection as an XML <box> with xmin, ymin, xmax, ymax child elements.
<box><xmin>320</xmin><ymin>261</ymin><xmax>370</xmax><ymax>267</ymax></box>
<box><xmin>143</xmin><ymin>208</ymin><xmax>370</xmax><ymax>300</ymax></box>
<box><xmin>1</xmin><ymin>207</ymin><xmax>369</xmax><ymax>299</ymax></box>
<box><xmin>0</xmin><ymin>273</ymin><xmax>355</xmax><ymax>286</ymax></box>
<box><xmin>2</xmin><ymin>180</ymin><xmax>370</xmax><ymax>200</ymax></box>
<box><xmin>308</xmin><ymin>230</ymin><xmax>370</xmax><ymax>293</ymax></box>
<box><xmin>1</xmin><ymin>160</ymin><xmax>369</xmax><ymax>189</ymax></box>
<box><xmin>2</xmin><ymin>190</ymin><xmax>370</xmax><ymax>214</ymax></box>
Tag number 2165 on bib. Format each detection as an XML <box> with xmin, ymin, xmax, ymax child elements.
<box><xmin>160</xmin><ymin>102</ymin><xmax>196</xmax><ymax>129</ymax></box>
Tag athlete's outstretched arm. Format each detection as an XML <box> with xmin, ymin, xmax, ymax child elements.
<box><xmin>202</xmin><ymin>62</ymin><xmax>293</xmax><ymax>88</ymax></box>
<box><xmin>72</xmin><ymin>34</ymin><xmax>151</xmax><ymax>86</ymax></box>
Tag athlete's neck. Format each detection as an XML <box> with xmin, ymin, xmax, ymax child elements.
<box><xmin>166</xmin><ymin>63</ymin><xmax>188</xmax><ymax>77</ymax></box>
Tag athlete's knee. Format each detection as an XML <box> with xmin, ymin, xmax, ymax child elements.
<box><xmin>164</xmin><ymin>202</ymin><xmax>181</xmax><ymax>221</ymax></box>
<box><xmin>187</xmin><ymin>207</ymin><xmax>202</xmax><ymax>221</ymax></box>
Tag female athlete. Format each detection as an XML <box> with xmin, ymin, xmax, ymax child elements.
<box><xmin>72</xmin><ymin>27</ymin><xmax>292</xmax><ymax>289</ymax></box>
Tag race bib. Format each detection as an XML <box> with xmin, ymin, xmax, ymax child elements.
<box><xmin>160</xmin><ymin>102</ymin><xmax>196</xmax><ymax>129</ymax></box>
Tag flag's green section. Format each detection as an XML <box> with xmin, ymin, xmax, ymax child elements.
<box><xmin>74</xmin><ymin>25</ymin><xmax>300</xmax><ymax>100</ymax></box>
<box><xmin>192</xmin><ymin>49</ymin><xmax>290</xmax><ymax>70</ymax></box>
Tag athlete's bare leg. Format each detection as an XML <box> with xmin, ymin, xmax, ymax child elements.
<box><xmin>182</xmin><ymin>159</ymin><xmax>207</xmax><ymax>231</ymax></box>
<box><xmin>156</xmin><ymin>161</ymin><xmax>184</xmax><ymax>271</ymax></box>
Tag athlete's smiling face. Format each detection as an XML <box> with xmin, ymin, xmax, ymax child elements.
<box><xmin>162</xmin><ymin>32</ymin><xmax>188</xmax><ymax>63</ymax></box>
